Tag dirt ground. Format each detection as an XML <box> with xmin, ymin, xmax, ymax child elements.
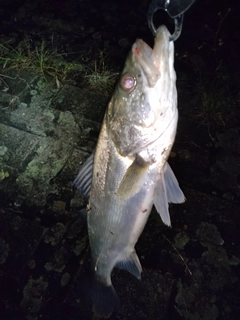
<box><xmin>0</xmin><ymin>0</ymin><xmax>239</xmax><ymax>319</ymax></box>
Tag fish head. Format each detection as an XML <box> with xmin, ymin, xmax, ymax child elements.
<box><xmin>107</xmin><ymin>25</ymin><xmax>177</xmax><ymax>157</ymax></box>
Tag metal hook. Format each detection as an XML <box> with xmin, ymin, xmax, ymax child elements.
<box><xmin>148</xmin><ymin>0</ymin><xmax>196</xmax><ymax>41</ymax></box>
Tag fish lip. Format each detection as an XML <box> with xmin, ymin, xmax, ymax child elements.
<box><xmin>132</xmin><ymin>26</ymin><xmax>171</xmax><ymax>87</ymax></box>
<box><xmin>152</xmin><ymin>25</ymin><xmax>171</xmax><ymax>69</ymax></box>
<box><xmin>135</xmin><ymin>39</ymin><xmax>153</xmax><ymax>58</ymax></box>
<box><xmin>132</xmin><ymin>40</ymin><xmax>159</xmax><ymax>87</ymax></box>
<box><xmin>135</xmin><ymin>25</ymin><xmax>170</xmax><ymax>61</ymax></box>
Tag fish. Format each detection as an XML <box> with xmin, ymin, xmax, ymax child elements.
<box><xmin>74</xmin><ymin>25</ymin><xmax>185</xmax><ymax>318</ymax></box>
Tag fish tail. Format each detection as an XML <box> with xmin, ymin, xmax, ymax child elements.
<box><xmin>77</xmin><ymin>273</ymin><xmax>120</xmax><ymax>318</ymax></box>
<box><xmin>91</xmin><ymin>277</ymin><xmax>120</xmax><ymax>318</ymax></box>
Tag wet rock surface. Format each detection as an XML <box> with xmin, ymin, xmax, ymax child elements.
<box><xmin>0</xmin><ymin>0</ymin><xmax>240</xmax><ymax>319</ymax></box>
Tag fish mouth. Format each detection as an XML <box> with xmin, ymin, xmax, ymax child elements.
<box><xmin>132</xmin><ymin>25</ymin><xmax>171</xmax><ymax>87</ymax></box>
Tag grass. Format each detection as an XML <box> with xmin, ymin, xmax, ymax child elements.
<box><xmin>183</xmin><ymin>7</ymin><xmax>233</xmax><ymax>140</ymax></box>
<box><xmin>83</xmin><ymin>48</ymin><xmax>119</xmax><ymax>95</ymax></box>
<box><xmin>0</xmin><ymin>39</ymin><xmax>118</xmax><ymax>95</ymax></box>
<box><xmin>84</xmin><ymin>61</ymin><xmax>119</xmax><ymax>95</ymax></box>
<box><xmin>189</xmin><ymin>68</ymin><xmax>232</xmax><ymax>140</ymax></box>
<box><xmin>0</xmin><ymin>39</ymin><xmax>85</xmax><ymax>81</ymax></box>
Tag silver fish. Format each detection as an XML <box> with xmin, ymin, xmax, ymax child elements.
<box><xmin>74</xmin><ymin>25</ymin><xmax>185</xmax><ymax>318</ymax></box>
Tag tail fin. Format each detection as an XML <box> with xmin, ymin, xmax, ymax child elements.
<box><xmin>91</xmin><ymin>279</ymin><xmax>120</xmax><ymax>318</ymax></box>
<box><xmin>78</xmin><ymin>273</ymin><xmax>120</xmax><ymax>319</ymax></box>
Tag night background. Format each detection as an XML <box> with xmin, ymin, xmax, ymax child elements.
<box><xmin>0</xmin><ymin>0</ymin><xmax>239</xmax><ymax>319</ymax></box>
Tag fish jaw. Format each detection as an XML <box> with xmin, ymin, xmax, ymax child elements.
<box><xmin>107</xmin><ymin>25</ymin><xmax>177</xmax><ymax>158</ymax></box>
<box><xmin>131</xmin><ymin>39</ymin><xmax>160</xmax><ymax>88</ymax></box>
<box><xmin>152</xmin><ymin>25</ymin><xmax>175</xmax><ymax>77</ymax></box>
<box><xmin>131</xmin><ymin>25</ymin><xmax>174</xmax><ymax>88</ymax></box>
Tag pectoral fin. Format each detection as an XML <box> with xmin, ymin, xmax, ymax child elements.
<box><xmin>115</xmin><ymin>251</ymin><xmax>142</xmax><ymax>279</ymax></box>
<box><xmin>116</xmin><ymin>155</ymin><xmax>149</xmax><ymax>200</ymax></box>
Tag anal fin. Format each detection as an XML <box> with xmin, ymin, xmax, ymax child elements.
<box><xmin>115</xmin><ymin>251</ymin><xmax>142</xmax><ymax>280</ymax></box>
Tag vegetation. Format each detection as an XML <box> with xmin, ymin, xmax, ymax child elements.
<box><xmin>0</xmin><ymin>39</ymin><xmax>118</xmax><ymax>94</ymax></box>
<box><xmin>189</xmin><ymin>68</ymin><xmax>231</xmax><ymax>139</ymax></box>
<box><xmin>182</xmin><ymin>7</ymin><xmax>233</xmax><ymax>140</ymax></box>
<box><xmin>84</xmin><ymin>48</ymin><xmax>119</xmax><ymax>95</ymax></box>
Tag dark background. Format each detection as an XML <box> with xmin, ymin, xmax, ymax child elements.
<box><xmin>0</xmin><ymin>0</ymin><xmax>239</xmax><ymax>320</ymax></box>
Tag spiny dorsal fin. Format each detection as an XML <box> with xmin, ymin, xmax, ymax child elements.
<box><xmin>73</xmin><ymin>153</ymin><xmax>94</xmax><ymax>198</ymax></box>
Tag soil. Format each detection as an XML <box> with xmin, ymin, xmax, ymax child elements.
<box><xmin>0</xmin><ymin>0</ymin><xmax>239</xmax><ymax>319</ymax></box>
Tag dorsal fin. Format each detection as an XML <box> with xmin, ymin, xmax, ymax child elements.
<box><xmin>73</xmin><ymin>153</ymin><xmax>94</xmax><ymax>198</ymax></box>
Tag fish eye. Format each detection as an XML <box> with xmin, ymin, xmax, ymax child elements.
<box><xmin>119</xmin><ymin>73</ymin><xmax>136</xmax><ymax>92</ymax></box>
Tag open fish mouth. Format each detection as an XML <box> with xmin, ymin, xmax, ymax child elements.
<box><xmin>132</xmin><ymin>25</ymin><xmax>172</xmax><ymax>88</ymax></box>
